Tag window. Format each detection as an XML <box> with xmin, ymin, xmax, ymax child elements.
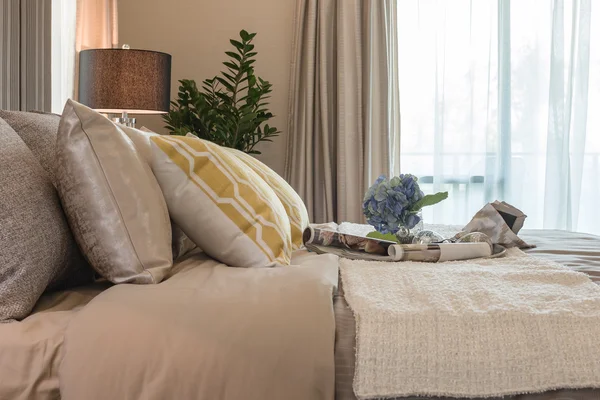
<box><xmin>397</xmin><ymin>0</ymin><xmax>600</xmax><ymax>234</ymax></box>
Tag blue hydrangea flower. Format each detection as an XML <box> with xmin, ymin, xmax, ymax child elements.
<box><xmin>362</xmin><ymin>174</ymin><xmax>424</xmax><ymax>234</ymax></box>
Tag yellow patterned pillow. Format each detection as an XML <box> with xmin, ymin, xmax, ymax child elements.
<box><xmin>150</xmin><ymin>135</ymin><xmax>292</xmax><ymax>267</ymax></box>
<box><xmin>225</xmin><ymin>148</ymin><xmax>309</xmax><ymax>250</ymax></box>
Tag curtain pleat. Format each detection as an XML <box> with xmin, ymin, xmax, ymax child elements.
<box><xmin>385</xmin><ymin>0</ymin><xmax>401</xmax><ymax>177</ymax></box>
<box><xmin>568</xmin><ymin>0</ymin><xmax>592</xmax><ymax>227</ymax></box>
<box><xmin>285</xmin><ymin>0</ymin><xmax>396</xmax><ymax>223</ymax></box>
<box><xmin>21</xmin><ymin>0</ymin><xmax>51</xmax><ymax>111</ymax></box>
<box><xmin>497</xmin><ymin>0</ymin><xmax>512</xmax><ymax>200</ymax></box>
<box><xmin>0</xmin><ymin>0</ymin><xmax>50</xmax><ymax>111</ymax></box>
<box><xmin>543</xmin><ymin>0</ymin><xmax>591</xmax><ymax>230</ymax></box>
<box><xmin>363</xmin><ymin>1</ymin><xmax>392</xmax><ymax>196</ymax></box>
<box><xmin>0</xmin><ymin>0</ymin><xmax>20</xmax><ymax>110</ymax></box>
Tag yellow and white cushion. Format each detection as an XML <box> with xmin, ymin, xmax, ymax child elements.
<box><xmin>225</xmin><ymin>147</ymin><xmax>309</xmax><ymax>250</ymax></box>
<box><xmin>150</xmin><ymin>135</ymin><xmax>292</xmax><ymax>267</ymax></box>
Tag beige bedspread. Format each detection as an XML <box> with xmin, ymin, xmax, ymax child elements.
<box><xmin>335</xmin><ymin>229</ymin><xmax>600</xmax><ymax>400</ymax></box>
<box><xmin>0</xmin><ymin>283</ymin><xmax>109</xmax><ymax>400</ymax></box>
<box><xmin>58</xmin><ymin>249</ymin><xmax>339</xmax><ymax>400</ymax></box>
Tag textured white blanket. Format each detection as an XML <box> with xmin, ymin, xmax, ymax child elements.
<box><xmin>340</xmin><ymin>247</ymin><xmax>600</xmax><ymax>399</ymax></box>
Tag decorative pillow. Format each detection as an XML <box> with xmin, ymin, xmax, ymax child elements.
<box><xmin>0</xmin><ymin>118</ymin><xmax>92</xmax><ymax>321</ymax></box>
<box><xmin>150</xmin><ymin>135</ymin><xmax>292</xmax><ymax>267</ymax></box>
<box><xmin>225</xmin><ymin>147</ymin><xmax>309</xmax><ymax>250</ymax></box>
<box><xmin>0</xmin><ymin>110</ymin><xmax>95</xmax><ymax>292</ymax></box>
<box><xmin>124</xmin><ymin>125</ymin><xmax>198</xmax><ymax>260</ymax></box>
<box><xmin>0</xmin><ymin>110</ymin><xmax>61</xmax><ymax>185</ymax></box>
<box><xmin>121</xmin><ymin>124</ymin><xmax>155</xmax><ymax>165</ymax></box>
<box><xmin>55</xmin><ymin>100</ymin><xmax>173</xmax><ymax>284</ymax></box>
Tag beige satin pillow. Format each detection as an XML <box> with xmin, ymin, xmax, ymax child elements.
<box><xmin>55</xmin><ymin>100</ymin><xmax>173</xmax><ymax>284</ymax></box>
<box><xmin>126</xmin><ymin>126</ymin><xmax>197</xmax><ymax>260</ymax></box>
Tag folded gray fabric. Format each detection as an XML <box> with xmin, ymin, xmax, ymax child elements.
<box><xmin>458</xmin><ymin>201</ymin><xmax>533</xmax><ymax>249</ymax></box>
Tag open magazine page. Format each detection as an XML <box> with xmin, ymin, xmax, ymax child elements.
<box><xmin>302</xmin><ymin>226</ymin><xmax>395</xmax><ymax>258</ymax></box>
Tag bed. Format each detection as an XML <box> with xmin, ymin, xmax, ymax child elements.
<box><xmin>1</xmin><ymin>229</ymin><xmax>599</xmax><ymax>400</ymax></box>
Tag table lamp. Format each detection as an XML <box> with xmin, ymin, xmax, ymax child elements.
<box><xmin>78</xmin><ymin>46</ymin><xmax>172</xmax><ymax>127</ymax></box>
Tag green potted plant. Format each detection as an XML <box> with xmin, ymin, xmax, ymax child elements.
<box><xmin>164</xmin><ymin>30</ymin><xmax>279</xmax><ymax>154</ymax></box>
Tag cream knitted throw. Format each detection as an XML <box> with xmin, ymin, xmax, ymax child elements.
<box><xmin>340</xmin><ymin>247</ymin><xmax>600</xmax><ymax>399</ymax></box>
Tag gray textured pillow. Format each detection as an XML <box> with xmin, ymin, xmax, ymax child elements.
<box><xmin>0</xmin><ymin>111</ymin><xmax>61</xmax><ymax>185</ymax></box>
<box><xmin>0</xmin><ymin>110</ymin><xmax>95</xmax><ymax>292</ymax></box>
<box><xmin>55</xmin><ymin>100</ymin><xmax>173</xmax><ymax>284</ymax></box>
<box><xmin>0</xmin><ymin>118</ymin><xmax>91</xmax><ymax>321</ymax></box>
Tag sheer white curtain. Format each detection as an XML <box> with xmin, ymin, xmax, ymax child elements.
<box><xmin>51</xmin><ymin>0</ymin><xmax>77</xmax><ymax>113</ymax></box>
<box><xmin>397</xmin><ymin>0</ymin><xmax>600</xmax><ymax>235</ymax></box>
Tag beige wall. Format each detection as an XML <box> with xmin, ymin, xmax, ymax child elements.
<box><xmin>118</xmin><ymin>0</ymin><xmax>296</xmax><ymax>175</ymax></box>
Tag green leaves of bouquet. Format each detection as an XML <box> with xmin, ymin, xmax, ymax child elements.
<box><xmin>411</xmin><ymin>191</ymin><xmax>449</xmax><ymax>213</ymax></box>
<box><xmin>164</xmin><ymin>30</ymin><xmax>279</xmax><ymax>154</ymax></box>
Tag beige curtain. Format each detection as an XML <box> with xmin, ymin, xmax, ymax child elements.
<box><xmin>75</xmin><ymin>0</ymin><xmax>118</xmax><ymax>51</ymax></box>
<box><xmin>284</xmin><ymin>0</ymin><xmax>399</xmax><ymax>223</ymax></box>
<box><xmin>0</xmin><ymin>0</ymin><xmax>51</xmax><ymax>111</ymax></box>
<box><xmin>74</xmin><ymin>0</ymin><xmax>118</xmax><ymax>99</ymax></box>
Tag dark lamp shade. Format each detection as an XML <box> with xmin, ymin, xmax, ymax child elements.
<box><xmin>78</xmin><ymin>49</ymin><xmax>172</xmax><ymax>114</ymax></box>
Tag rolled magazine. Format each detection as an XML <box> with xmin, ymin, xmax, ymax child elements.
<box><xmin>302</xmin><ymin>226</ymin><xmax>492</xmax><ymax>262</ymax></box>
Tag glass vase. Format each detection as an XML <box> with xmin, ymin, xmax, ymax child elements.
<box><xmin>395</xmin><ymin>211</ymin><xmax>424</xmax><ymax>244</ymax></box>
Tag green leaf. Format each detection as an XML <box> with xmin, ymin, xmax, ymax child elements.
<box><xmin>240</xmin><ymin>30</ymin><xmax>251</xmax><ymax>41</ymax></box>
<box><xmin>221</xmin><ymin>72</ymin><xmax>237</xmax><ymax>84</ymax></box>
<box><xmin>366</xmin><ymin>231</ymin><xmax>399</xmax><ymax>243</ymax></box>
<box><xmin>224</xmin><ymin>51</ymin><xmax>241</xmax><ymax>62</ymax></box>
<box><xmin>410</xmin><ymin>191</ymin><xmax>449</xmax><ymax>212</ymax></box>
<box><xmin>230</xmin><ymin>39</ymin><xmax>244</xmax><ymax>50</ymax></box>
<box><xmin>215</xmin><ymin>91</ymin><xmax>233</xmax><ymax>104</ymax></box>
<box><xmin>215</xmin><ymin>77</ymin><xmax>235</xmax><ymax>92</ymax></box>
<box><xmin>240</xmin><ymin>112</ymin><xmax>258</xmax><ymax>123</ymax></box>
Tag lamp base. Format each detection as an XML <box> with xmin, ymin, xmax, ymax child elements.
<box><xmin>110</xmin><ymin>111</ymin><xmax>136</xmax><ymax>128</ymax></box>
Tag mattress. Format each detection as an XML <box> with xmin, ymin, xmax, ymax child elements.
<box><xmin>334</xmin><ymin>229</ymin><xmax>600</xmax><ymax>400</ymax></box>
